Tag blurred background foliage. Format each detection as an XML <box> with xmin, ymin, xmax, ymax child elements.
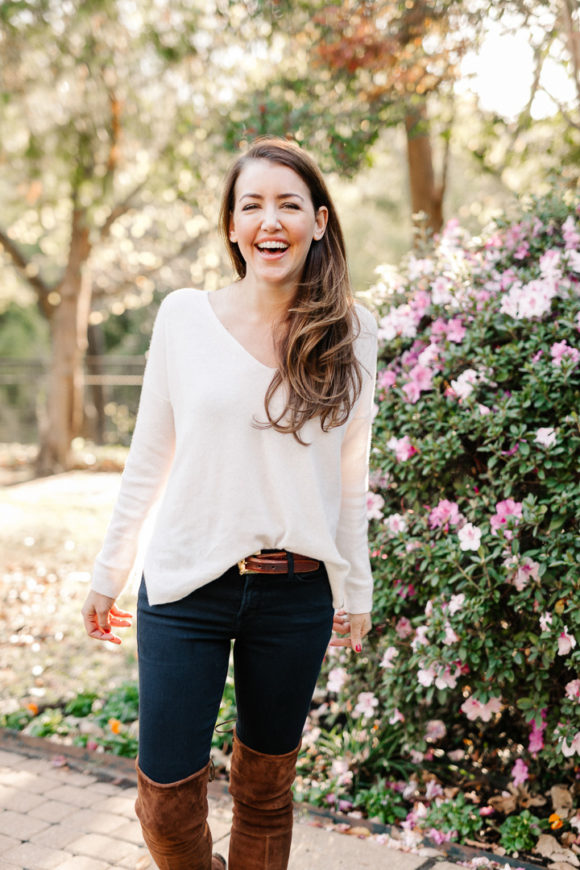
<box><xmin>0</xmin><ymin>0</ymin><xmax>578</xmax><ymax>468</ymax></box>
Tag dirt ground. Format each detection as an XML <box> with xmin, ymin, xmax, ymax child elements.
<box><xmin>0</xmin><ymin>469</ymin><xmax>139</xmax><ymax>714</ymax></box>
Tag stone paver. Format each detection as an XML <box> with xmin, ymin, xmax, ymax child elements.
<box><xmin>0</xmin><ymin>742</ymin><xmax>472</xmax><ymax>870</ymax></box>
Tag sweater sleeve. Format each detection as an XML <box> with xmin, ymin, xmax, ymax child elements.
<box><xmin>335</xmin><ymin>306</ymin><xmax>378</xmax><ymax>614</ymax></box>
<box><xmin>91</xmin><ymin>297</ymin><xmax>176</xmax><ymax>599</ymax></box>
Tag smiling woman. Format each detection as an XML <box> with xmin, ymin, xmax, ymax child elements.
<box><xmin>82</xmin><ymin>136</ymin><xmax>378</xmax><ymax>870</ymax></box>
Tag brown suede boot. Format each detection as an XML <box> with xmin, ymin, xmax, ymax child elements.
<box><xmin>228</xmin><ymin>733</ymin><xmax>300</xmax><ymax>870</ymax></box>
<box><xmin>135</xmin><ymin>760</ymin><xmax>227</xmax><ymax>869</ymax></box>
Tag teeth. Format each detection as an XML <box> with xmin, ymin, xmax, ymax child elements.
<box><xmin>258</xmin><ymin>241</ymin><xmax>288</xmax><ymax>250</ymax></box>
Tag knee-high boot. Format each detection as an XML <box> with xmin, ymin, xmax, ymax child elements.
<box><xmin>135</xmin><ymin>760</ymin><xmax>226</xmax><ymax>869</ymax></box>
<box><xmin>228</xmin><ymin>732</ymin><xmax>300</xmax><ymax>870</ymax></box>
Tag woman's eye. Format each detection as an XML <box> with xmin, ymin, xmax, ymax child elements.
<box><xmin>242</xmin><ymin>203</ymin><xmax>259</xmax><ymax>211</ymax></box>
<box><xmin>282</xmin><ymin>202</ymin><xmax>300</xmax><ymax>209</ymax></box>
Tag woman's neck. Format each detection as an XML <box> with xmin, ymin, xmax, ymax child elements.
<box><xmin>233</xmin><ymin>276</ymin><xmax>296</xmax><ymax>324</ymax></box>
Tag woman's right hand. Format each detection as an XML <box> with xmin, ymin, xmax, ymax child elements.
<box><xmin>81</xmin><ymin>589</ymin><xmax>133</xmax><ymax>645</ymax></box>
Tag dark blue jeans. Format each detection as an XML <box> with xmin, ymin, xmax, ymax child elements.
<box><xmin>136</xmin><ymin>562</ymin><xmax>334</xmax><ymax>783</ymax></box>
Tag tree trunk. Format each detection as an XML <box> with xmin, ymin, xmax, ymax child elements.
<box><xmin>405</xmin><ymin>102</ymin><xmax>444</xmax><ymax>236</ymax></box>
<box><xmin>37</xmin><ymin>209</ymin><xmax>92</xmax><ymax>474</ymax></box>
<box><xmin>85</xmin><ymin>322</ymin><xmax>107</xmax><ymax>444</ymax></box>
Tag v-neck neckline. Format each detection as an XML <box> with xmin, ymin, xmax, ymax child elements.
<box><xmin>204</xmin><ymin>290</ymin><xmax>277</xmax><ymax>372</ymax></box>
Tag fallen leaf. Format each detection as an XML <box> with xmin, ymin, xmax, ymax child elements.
<box><xmin>346</xmin><ymin>826</ymin><xmax>371</xmax><ymax>838</ymax></box>
<box><xmin>535</xmin><ymin>834</ymin><xmax>580</xmax><ymax>866</ymax></box>
<box><xmin>552</xmin><ymin>785</ymin><xmax>574</xmax><ymax>820</ymax></box>
<box><xmin>489</xmin><ymin>792</ymin><xmax>518</xmax><ymax>814</ymax></box>
<box><xmin>548</xmin><ymin>863</ymin><xmax>578</xmax><ymax>870</ymax></box>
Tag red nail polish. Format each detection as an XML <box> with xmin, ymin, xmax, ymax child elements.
<box><xmin>355</xmin><ymin>644</ymin><xmax>362</xmax><ymax>653</ymax></box>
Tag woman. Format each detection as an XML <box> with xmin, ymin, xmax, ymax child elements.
<box><xmin>81</xmin><ymin>137</ymin><xmax>377</xmax><ymax>870</ymax></box>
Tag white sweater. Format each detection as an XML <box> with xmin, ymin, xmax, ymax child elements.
<box><xmin>91</xmin><ymin>288</ymin><xmax>377</xmax><ymax>613</ymax></box>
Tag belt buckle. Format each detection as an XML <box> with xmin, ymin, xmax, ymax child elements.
<box><xmin>238</xmin><ymin>551</ymin><xmax>261</xmax><ymax>575</ymax></box>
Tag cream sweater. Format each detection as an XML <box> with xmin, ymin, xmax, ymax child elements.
<box><xmin>91</xmin><ymin>288</ymin><xmax>377</xmax><ymax>613</ymax></box>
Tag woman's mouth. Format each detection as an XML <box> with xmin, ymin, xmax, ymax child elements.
<box><xmin>256</xmin><ymin>241</ymin><xmax>290</xmax><ymax>258</ymax></box>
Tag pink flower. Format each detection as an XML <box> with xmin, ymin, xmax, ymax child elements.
<box><xmin>448</xmin><ymin>593</ymin><xmax>465</xmax><ymax>615</ymax></box>
<box><xmin>395</xmin><ymin>617</ymin><xmax>413</xmax><ymax>638</ymax></box>
<box><xmin>551</xmin><ymin>340</ymin><xmax>580</xmax><ymax>368</ymax></box>
<box><xmin>565</xmin><ymin>679</ymin><xmax>580</xmax><ymax>701</ymax></box>
<box><xmin>429</xmin><ymin>499</ymin><xmax>462</xmax><ymax>530</ymax></box>
<box><xmin>540</xmin><ymin>248</ymin><xmax>562</xmax><ymax>284</ymax></box>
<box><xmin>563</xmin><ymin>215</ymin><xmax>580</xmax><ymax>249</ymax></box>
<box><xmin>515</xmin><ymin>557</ymin><xmax>540</xmax><ymax>590</ymax></box>
<box><xmin>379</xmin><ymin>304</ymin><xmax>421</xmax><ymax>341</ymax></box>
<box><xmin>430</xmin><ymin>317</ymin><xmax>448</xmax><ymax>338</ymax></box>
<box><xmin>377</xmin><ymin>369</ymin><xmax>397</xmax><ymax>390</ymax></box>
<box><xmin>354</xmin><ymin>691</ymin><xmax>379</xmax><ymax>719</ymax></box>
<box><xmin>387</xmin><ymin>435</ymin><xmax>417</xmax><ymax>461</ymax></box>
<box><xmin>558</xmin><ymin>627</ymin><xmax>577</xmax><ymax>656</ymax></box>
<box><xmin>568</xmin><ymin>249</ymin><xmax>580</xmax><ymax>272</ymax></box>
<box><xmin>511</xmin><ymin>759</ymin><xmax>529</xmax><ymax>787</ymax></box>
<box><xmin>366</xmin><ymin>492</ymin><xmax>385</xmax><ymax>520</ymax></box>
<box><xmin>535</xmin><ymin>427</ymin><xmax>557</xmax><ymax>447</ymax></box>
<box><xmin>435</xmin><ymin>664</ymin><xmax>461</xmax><ymax>690</ymax></box>
<box><xmin>425</xmin><ymin>720</ymin><xmax>446</xmax><ymax>742</ymax></box>
<box><xmin>411</xmin><ymin>626</ymin><xmax>430</xmax><ymax>651</ymax></box>
<box><xmin>446</xmin><ymin>318</ymin><xmax>466</xmax><ymax>343</ymax></box>
<box><xmin>418</xmin><ymin>343</ymin><xmax>440</xmax><ymax>367</ymax></box>
<box><xmin>389</xmin><ymin>708</ymin><xmax>405</xmax><ymax>725</ymax></box>
<box><xmin>490</xmin><ymin>499</ymin><xmax>523</xmax><ymax>535</ymax></box>
<box><xmin>514</xmin><ymin>242</ymin><xmax>529</xmax><ymax>260</ymax></box>
<box><xmin>425</xmin><ymin>780</ymin><xmax>444</xmax><ymax>799</ymax></box>
<box><xmin>450</xmin><ymin>368</ymin><xmax>479</xmax><ymax>400</ymax></box>
<box><xmin>457</xmin><ymin>522</ymin><xmax>482</xmax><ymax>551</ymax></box>
<box><xmin>428</xmin><ymin>828</ymin><xmax>454</xmax><ymax>845</ymax></box>
<box><xmin>402</xmin><ymin>381</ymin><xmax>421</xmax><ymax>403</ymax></box>
<box><xmin>561</xmin><ymin>732</ymin><xmax>580</xmax><ymax>757</ymax></box>
<box><xmin>331</xmin><ymin>758</ymin><xmax>353</xmax><ymax>787</ymax></box>
<box><xmin>380</xmin><ymin>647</ymin><xmax>399</xmax><ymax>669</ymax></box>
<box><xmin>431</xmin><ymin>276</ymin><xmax>453</xmax><ymax>305</ymax></box>
<box><xmin>443</xmin><ymin>622</ymin><xmax>459</xmax><ymax>645</ymax></box>
<box><xmin>529</xmin><ymin>711</ymin><xmax>547</xmax><ymax>755</ymax></box>
<box><xmin>327</xmin><ymin>667</ymin><xmax>348</xmax><ymax>693</ymax></box>
<box><xmin>461</xmin><ymin>696</ymin><xmax>502</xmax><ymax>722</ymax></box>
<box><xmin>403</xmin><ymin>364</ymin><xmax>433</xmax><ymax>404</ymax></box>
<box><xmin>418</xmin><ymin>664</ymin><xmax>437</xmax><ymax>687</ymax></box>
<box><xmin>384</xmin><ymin>512</ymin><xmax>407</xmax><ymax>536</ymax></box>
<box><xmin>540</xmin><ymin>612</ymin><xmax>552</xmax><ymax>632</ymax></box>
<box><xmin>479</xmin><ymin>806</ymin><xmax>495</xmax><ymax>817</ymax></box>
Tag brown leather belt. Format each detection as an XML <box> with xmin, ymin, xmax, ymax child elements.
<box><xmin>237</xmin><ymin>550</ymin><xmax>319</xmax><ymax>575</ymax></box>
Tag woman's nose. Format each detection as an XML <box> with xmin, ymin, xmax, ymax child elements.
<box><xmin>261</xmin><ymin>208</ymin><xmax>282</xmax><ymax>230</ymax></box>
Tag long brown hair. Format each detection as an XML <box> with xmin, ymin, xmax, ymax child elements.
<box><xmin>219</xmin><ymin>137</ymin><xmax>363</xmax><ymax>443</ymax></box>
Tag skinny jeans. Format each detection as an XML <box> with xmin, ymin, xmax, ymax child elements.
<box><xmin>136</xmin><ymin>560</ymin><xmax>334</xmax><ymax>783</ymax></box>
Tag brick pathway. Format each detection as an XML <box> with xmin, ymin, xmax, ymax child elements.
<box><xmin>0</xmin><ymin>740</ymin><xmax>468</xmax><ymax>870</ymax></box>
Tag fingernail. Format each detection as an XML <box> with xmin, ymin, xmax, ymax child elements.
<box><xmin>355</xmin><ymin>644</ymin><xmax>362</xmax><ymax>653</ymax></box>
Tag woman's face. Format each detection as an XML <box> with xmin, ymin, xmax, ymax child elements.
<box><xmin>229</xmin><ymin>159</ymin><xmax>328</xmax><ymax>291</ymax></box>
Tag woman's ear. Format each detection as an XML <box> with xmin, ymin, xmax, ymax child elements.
<box><xmin>313</xmin><ymin>206</ymin><xmax>329</xmax><ymax>241</ymax></box>
<box><xmin>229</xmin><ymin>214</ymin><xmax>237</xmax><ymax>243</ymax></box>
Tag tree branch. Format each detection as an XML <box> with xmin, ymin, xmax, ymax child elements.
<box><xmin>0</xmin><ymin>227</ymin><xmax>56</xmax><ymax>303</ymax></box>
<box><xmin>540</xmin><ymin>85</ymin><xmax>580</xmax><ymax>129</ymax></box>
<box><xmin>561</xmin><ymin>0</ymin><xmax>580</xmax><ymax>107</ymax></box>
<box><xmin>92</xmin><ymin>228</ymin><xmax>214</xmax><ymax>301</ymax></box>
<box><xmin>98</xmin><ymin>179</ymin><xmax>149</xmax><ymax>240</ymax></box>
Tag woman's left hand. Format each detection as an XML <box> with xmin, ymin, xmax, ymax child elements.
<box><xmin>329</xmin><ymin>609</ymin><xmax>372</xmax><ymax>653</ymax></box>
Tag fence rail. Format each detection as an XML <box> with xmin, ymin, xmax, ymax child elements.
<box><xmin>0</xmin><ymin>356</ymin><xmax>146</xmax><ymax>444</ymax></box>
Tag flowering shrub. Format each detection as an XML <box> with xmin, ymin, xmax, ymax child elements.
<box><xmin>301</xmin><ymin>191</ymin><xmax>580</xmax><ymax>842</ymax></box>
